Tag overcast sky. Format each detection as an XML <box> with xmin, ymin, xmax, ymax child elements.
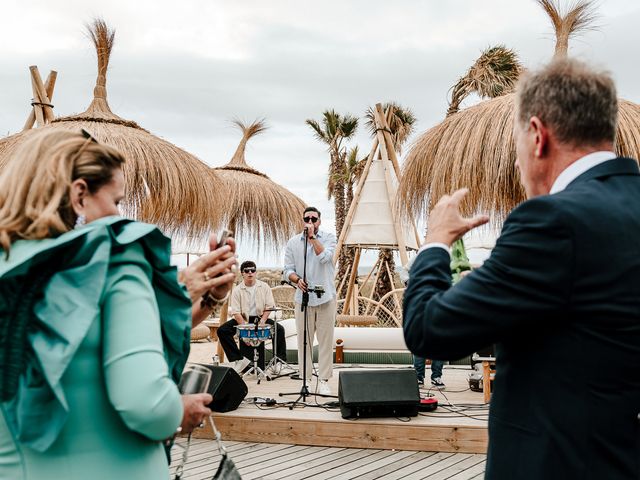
<box><xmin>1</xmin><ymin>0</ymin><xmax>639</xmax><ymax>266</ymax></box>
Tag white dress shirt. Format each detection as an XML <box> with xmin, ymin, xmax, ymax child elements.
<box><xmin>283</xmin><ymin>230</ymin><xmax>336</xmax><ymax>306</ymax></box>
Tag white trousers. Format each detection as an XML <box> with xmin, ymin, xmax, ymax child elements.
<box><xmin>295</xmin><ymin>298</ymin><xmax>335</xmax><ymax>381</ymax></box>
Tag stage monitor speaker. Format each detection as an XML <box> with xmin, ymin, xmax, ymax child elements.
<box><xmin>338</xmin><ymin>369</ymin><xmax>420</xmax><ymax>419</ymax></box>
<box><xmin>198</xmin><ymin>364</ymin><xmax>248</xmax><ymax>412</ymax></box>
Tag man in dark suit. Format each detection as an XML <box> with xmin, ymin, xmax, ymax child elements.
<box><xmin>403</xmin><ymin>58</ymin><xmax>640</xmax><ymax>479</ymax></box>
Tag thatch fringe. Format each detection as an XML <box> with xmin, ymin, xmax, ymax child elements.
<box><xmin>0</xmin><ymin>18</ymin><xmax>225</xmax><ymax>240</ymax></box>
<box><xmin>399</xmin><ymin>95</ymin><xmax>640</xmax><ymax>224</ymax></box>
<box><xmin>538</xmin><ymin>0</ymin><xmax>598</xmax><ymax>58</ymax></box>
<box><xmin>214</xmin><ymin>119</ymin><xmax>305</xmax><ymax>250</ymax></box>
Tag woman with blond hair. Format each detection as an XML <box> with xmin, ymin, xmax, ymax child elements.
<box><xmin>0</xmin><ymin>129</ymin><xmax>234</xmax><ymax>479</ymax></box>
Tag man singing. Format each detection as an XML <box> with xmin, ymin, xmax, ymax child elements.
<box><xmin>218</xmin><ymin>260</ymin><xmax>287</xmax><ymax>373</ymax></box>
<box><xmin>283</xmin><ymin>207</ymin><xmax>336</xmax><ymax>395</ymax></box>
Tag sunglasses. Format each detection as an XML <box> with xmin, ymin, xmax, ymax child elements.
<box><xmin>242</xmin><ymin>268</ymin><xmax>256</xmax><ymax>274</ymax></box>
<box><xmin>71</xmin><ymin>128</ymin><xmax>99</xmax><ymax>162</ymax></box>
<box><xmin>303</xmin><ymin>216</ymin><xmax>319</xmax><ymax>223</ymax></box>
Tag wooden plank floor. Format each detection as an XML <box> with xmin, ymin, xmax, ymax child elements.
<box><xmin>169</xmin><ymin>438</ymin><xmax>487</xmax><ymax>480</ymax></box>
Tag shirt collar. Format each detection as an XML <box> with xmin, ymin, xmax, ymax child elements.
<box><xmin>550</xmin><ymin>151</ymin><xmax>617</xmax><ymax>194</ymax></box>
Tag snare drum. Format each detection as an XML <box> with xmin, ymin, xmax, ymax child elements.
<box><xmin>237</xmin><ymin>324</ymin><xmax>272</xmax><ymax>347</ymax></box>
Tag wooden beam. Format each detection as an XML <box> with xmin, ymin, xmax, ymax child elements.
<box><xmin>341</xmin><ymin>247</ymin><xmax>361</xmax><ymax>315</ymax></box>
<box><xmin>333</xmin><ymin>138</ymin><xmax>379</xmax><ymax>264</ymax></box>
<box><xmin>23</xmin><ymin>70</ymin><xmax>57</xmax><ymax>131</ymax></box>
<box><xmin>374</xmin><ymin>107</ymin><xmax>409</xmax><ymax>266</ymax></box>
<box><xmin>197</xmin><ymin>416</ymin><xmax>488</xmax><ymax>454</ymax></box>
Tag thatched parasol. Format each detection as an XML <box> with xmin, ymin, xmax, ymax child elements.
<box><xmin>213</xmin><ymin>119</ymin><xmax>305</xmax><ymax>248</ymax></box>
<box><xmin>0</xmin><ymin>19</ymin><xmax>225</xmax><ymax>238</ymax></box>
<box><xmin>399</xmin><ymin>0</ymin><xmax>640</xmax><ymax>223</ymax></box>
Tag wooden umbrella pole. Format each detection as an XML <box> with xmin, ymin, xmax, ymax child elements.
<box><xmin>30</xmin><ymin>72</ymin><xmax>45</xmax><ymax>128</ymax></box>
<box><xmin>341</xmin><ymin>247</ymin><xmax>361</xmax><ymax>315</ymax></box>
<box><xmin>23</xmin><ymin>70</ymin><xmax>57</xmax><ymax>131</ymax></box>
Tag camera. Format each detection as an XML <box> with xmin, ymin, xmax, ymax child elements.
<box><xmin>309</xmin><ymin>284</ymin><xmax>325</xmax><ymax>299</ymax></box>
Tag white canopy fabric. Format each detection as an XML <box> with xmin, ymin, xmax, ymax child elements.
<box><xmin>342</xmin><ymin>153</ymin><xmax>419</xmax><ymax>250</ymax></box>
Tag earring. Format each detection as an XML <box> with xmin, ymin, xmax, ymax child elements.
<box><xmin>75</xmin><ymin>214</ymin><xmax>86</xmax><ymax>229</ymax></box>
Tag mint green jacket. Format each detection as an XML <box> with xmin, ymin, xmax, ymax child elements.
<box><xmin>0</xmin><ymin>217</ymin><xmax>191</xmax><ymax>479</ymax></box>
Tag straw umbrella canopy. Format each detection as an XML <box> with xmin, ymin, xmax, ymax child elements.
<box><xmin>399</xmin><ymin>0</ymin><xmax>640</xmax><ymax>224</ymax></box>
<box><xmin>213</xmin><ymin>119</ymin><xmax>306</xmax><ymax>248</ymax></box>
<box><xmin>0</xmin><ymin>19</ymin><xmax>225</xmax><ymax>238</ymax></box>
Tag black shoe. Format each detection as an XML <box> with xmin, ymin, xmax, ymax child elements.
<box><xmin>417</xmin><ymin>378</ymin><xmax>425</xmax><ymax>386</ymax></box>
<box><xmin>431</xmin><ymin>377</ymin><xmax>446</xmax><ymax>390</ymax></box>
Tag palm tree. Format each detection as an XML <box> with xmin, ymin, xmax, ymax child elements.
<box><xmin>306</xmin><ymin>110</ymin><xmax>358</xmax><ymax>281</ymax></box>
<box><xmin>447</xmin><ymin>45</ymin><xmax>523</xmax><ymax>116</ymax></box>
<box><xmin>364</xmin><ymin>102</ymin><xmax>416</xmax><ymax>301</ymax></box>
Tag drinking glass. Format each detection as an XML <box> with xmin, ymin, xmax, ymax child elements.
<box><xmin>178</xmin><ymin>364</ymin><xmax>212</xmax><ymax>394</ymax></box>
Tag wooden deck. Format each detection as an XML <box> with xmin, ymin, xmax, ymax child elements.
<box><xmin>187</xmin><ymin>353</ymin><xmax>490</xmax><ymax>454</ymax></box>
<box><xmin>170</xmin><ymin>437</ymin><xmax>487</xmax><ymax>479</ymax></box>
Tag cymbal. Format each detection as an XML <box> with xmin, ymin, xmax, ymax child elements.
<box><xmin>263</xmin><ymin>308</ymin><xmax>283</xmax><ymax>312</ymax></box>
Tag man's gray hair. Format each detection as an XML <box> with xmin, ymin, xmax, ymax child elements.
<box><xmin>515</xmin><ymin>58</ymin><xmax>618</xmax><ymax>146</ymax></box>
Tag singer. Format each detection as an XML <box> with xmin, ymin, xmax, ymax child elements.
<box><xmin>283</xmin><ymin>207</ymin><xmax>336</xmax><ymax>395</ymax></box>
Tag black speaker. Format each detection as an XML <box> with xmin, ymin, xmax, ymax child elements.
<box><xmin>198</xmin><ymin>365</ymin><xmax>248</xmax><ymax>412</ymax></box>
<box><xmin>338</xmin><ymin>369</ymin><xmax>420</xmax><ymax>419</ymax></box>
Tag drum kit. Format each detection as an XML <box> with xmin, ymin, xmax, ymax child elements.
<box><xmin>236</xmin><ymin>308</ymin><xmax>294</xmax><ymax>383</ymax></box>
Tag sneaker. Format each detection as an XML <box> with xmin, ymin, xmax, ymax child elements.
<box><xmin>233</xmin><ymin>357</ymin><xmax>250</xmax><ymax>374</ymax></box>
<box><xmin>268</xmin><ymin>362</ymin><xmax>282</xmax><ymax>375</ymax></box>
<box><xmin>318</xmin><ymin>379</ymin><xmax>331</xmax><ymax>395</ymax></box>
<box><xmin>417</xmin><ymin>378</ymin><xmax>425</xmax><ymax>387</ymax></box>
<box><xmin>431</xmin><ymin>377</ymin><xmax>446</xmax><ymax>390</ymax></box>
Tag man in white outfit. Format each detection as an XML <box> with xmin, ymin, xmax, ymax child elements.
<box><xmin>283</xmin><ymin>207</ymin><xmax>336</xmax><ymax>395</ymax></box>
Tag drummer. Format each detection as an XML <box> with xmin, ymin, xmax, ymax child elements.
<box><xmin>218</xmin><ymin>260</ymin><xmax>287</xmax><ymax>373</ymax></box>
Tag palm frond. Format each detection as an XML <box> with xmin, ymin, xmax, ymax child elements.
<box><xmin>447</xmin><ymin>45</ymin><xmax>523</xmax><ymax>116</ymax></box>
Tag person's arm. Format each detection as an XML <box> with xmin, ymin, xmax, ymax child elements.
<box><xmin>229</xmin><ymin>285</ymin><xmax>245</xmax><ymax>324</ymax></box>
<box><xmin>315</xmin><ymin>232</ymin><xmax>336</xmax><ymax>263</ymax></box>
<box><xmin>284</xmin><ymin>238</ymin><xmax>307</xmax><ymax>291</ymax></box>
<box><xmin>403</xmin><ymin>197</ymin><xmax>573</xmax><ymax>360</ymax></box>
<box><xmin>102</xmin><ymin>244</ymin><xmax>184</xmax><ymax>441</ymax></box>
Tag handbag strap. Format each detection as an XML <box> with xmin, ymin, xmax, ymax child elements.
<box><xmin>173</xmin><ymin>417</ymin><xmax>228</xmax><ymax>479</ymax></box>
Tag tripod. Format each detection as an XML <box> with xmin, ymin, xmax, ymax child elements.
<box><xmin>242</xmin><ymin>339</ymin><xmax>270</xmax><ymax>384</ymax></box>
<box><xmin>279</xmin><ymin>231</ymin><xmax>333</xmax><ymax>407</ymax></box>
<box><xmin>263</xmin><ymin>309</ymin><xmax>296</xmax><ymax>378</ymax></box>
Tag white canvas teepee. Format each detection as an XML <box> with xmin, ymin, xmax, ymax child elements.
<box><xmin>335</xmin><ymin>104</ymin><xmax>420</xmax><ymax>318</ymax></box>
<box><xmin>335</xmin><ymin>103</ymin><xmax>419</xmax><ymax>266</ymax></box>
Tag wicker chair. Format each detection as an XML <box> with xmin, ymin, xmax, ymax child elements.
<box><xmin>270</xmin><ymin>285</ymin><xmax>296</xmax><ymax>319</ymax></box>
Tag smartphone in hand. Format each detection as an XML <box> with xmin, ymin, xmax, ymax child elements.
<box><xmin>216</xmin><ymin>229</ymin><xmax>232</xmax><ymax>249</ymax></box>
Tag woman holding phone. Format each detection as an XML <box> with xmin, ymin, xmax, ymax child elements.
<box><xmin>0</xmin><ymin>130</ymin><xmax>235</xmax><ymax>479</ymax></box>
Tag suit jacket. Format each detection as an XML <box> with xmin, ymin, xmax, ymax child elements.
<box><xmin>403</xmin><ymin>157</ymin><xmax>640</xmax><ymax>480</ymax></box>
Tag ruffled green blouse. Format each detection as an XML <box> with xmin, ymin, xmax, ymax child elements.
<box><xmin>0</xmin><ymin>216</ymin><xmax>191</xmax><ymax>454</ymax></box>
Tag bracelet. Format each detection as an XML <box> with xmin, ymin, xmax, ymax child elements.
<box><xmin>200</xmin><ymin>291</ymin><xmax>229</xmax><ymax>310</ymax></box>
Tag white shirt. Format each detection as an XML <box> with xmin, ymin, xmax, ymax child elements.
<box><xmin>420</xmin><ymin>151</ymin><xmax>618</xmax><ymax>257</ymax></box>
<box><xmin>283</xmin><ymin>229</ymin><xmax>336</xmax><ymax>306</ymax></box>
<box><xmin>549</xmin><ymin>151</ymin><xmax>616</xmax><ymax>194</ymax></box>
<box><xmin>246</xmin><ymin>284</ymin><xmax>257</xmax><ymax>316</ymax></box>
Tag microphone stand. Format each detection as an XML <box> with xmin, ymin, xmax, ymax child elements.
<box><xmin>279</xmin><ymin>228</ymin><xmax>333</xmax><ymax>407</ymax></box>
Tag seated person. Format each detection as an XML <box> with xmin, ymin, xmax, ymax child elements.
<box><xmin>217</xmin><ymin>261</ymin><xmax>287</xmax><ymax>373</ymax></box>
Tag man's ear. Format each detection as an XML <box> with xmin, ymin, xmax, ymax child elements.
<box><xmin>69</xmin><ymin>178</ymin><xmax>89</xmax><ymax>215</ymax></box>
<box><xmin>530</xmin><ymin>116</ymin><xmax>549</xmax><ymax>158</ymax></box>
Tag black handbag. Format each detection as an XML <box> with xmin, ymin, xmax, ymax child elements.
<box><xmin>174</xmin><ymin>417</ymin><xmax>241</xmax><ymax>480</ymax></box>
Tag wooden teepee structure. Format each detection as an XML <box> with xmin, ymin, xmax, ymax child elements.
<box><xmin>399</xmin><ymin>0</ymin><xmax>640</xmax><ymax>224</ymax></box>
<box><xmin>0</xmin><ymin>19</ymin><xmax>225</xmax><ymax>239</ymax></box>
<box><xmin>335</xmin><ymin>103</ymin><xmax>419</xmax><ymax>318</ymax></box>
